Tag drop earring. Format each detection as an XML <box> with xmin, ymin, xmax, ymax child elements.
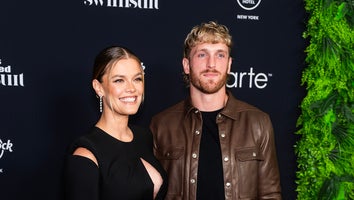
<box><xmin>99</xmin><ymin>96</ymin><xmax>103</xmax><ymax>113</ymax></box>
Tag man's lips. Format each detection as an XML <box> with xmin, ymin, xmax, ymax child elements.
<box><xmin>202</xmin><ymin>70</ymin><xmax>219</xmax><ymax>77</ymax></box>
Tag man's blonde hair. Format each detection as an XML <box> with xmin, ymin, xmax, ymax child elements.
<box><xmin>183</xmin><ymin>21</ymin><xmax>233</xmax><ymax>59</ymax></box>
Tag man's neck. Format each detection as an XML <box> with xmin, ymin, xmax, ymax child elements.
<box><xmin>190</xmin><ymin>87</ymin><xmax>228</xmax><ymax>112</ymax></box>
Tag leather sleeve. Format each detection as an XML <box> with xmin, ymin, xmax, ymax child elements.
<box><xmin>258</xmin><ymin>114</ymin><xmax>282</xmax><ymax>199</ymax></box>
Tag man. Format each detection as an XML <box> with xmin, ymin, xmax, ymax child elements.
<box><xmin>150</xmin><ymin>21</ymin><xmax>282</xmax><ymax>200</ymax></box>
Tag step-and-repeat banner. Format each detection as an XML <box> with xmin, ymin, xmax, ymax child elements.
<box><xmin>1</xmin><ymin>1</ymin><xmax>305</xmax><ymax>199</ymax></box>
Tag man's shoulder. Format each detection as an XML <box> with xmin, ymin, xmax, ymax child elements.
<box><xmin>228</xmin><ymin>93</ymin><xmax>261</xmax><ymax>111</ymax></box>
<box><xmin>151</xmin><ymin>100</ymin><xmax>186</xmax><ymax>120</ymax></box>
<box><xmin>226</xmin><ymin>94</ymin><xmax>270</xmax><ymax>119</ymax></box>
<box><xmin>234</xmin><ymin>98</ymin><xmax>261</xmax><ymax>111</ymax></box>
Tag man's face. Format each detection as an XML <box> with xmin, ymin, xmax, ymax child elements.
<box><xmin>183</xmin><ymin>42</ymin><xmax>232</xmax><ymax>94</ymax></box>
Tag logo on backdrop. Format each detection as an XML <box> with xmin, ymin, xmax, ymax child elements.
<box><xmin>237</xmin><ymin>0</ymin><xmax>261</xmax><ymax>10</ymax></box>
<box><xmin>0</xmin><ymin>59</ymin><xmax>24</xmax><ymax>87</ymax></box>
<box><xmin>0</xmin><ymin>139</ymin><xmax>14</xmax><ymax>159</ymax></box>
<box><xmin>83</xmin><ymin>0</ymin><xmax>159</xmax><ymax>9</ymax></box>
<box><xmin>0</xmin><ymin>139</ymin><xmax>14</xmax><ymax>174</ymax></box>
<box><xmin>227</xmin><ymin>67</ymin><xmax>272</xmax><ymax>89</ymax></box>
<box><xmin>235</xmin><ymin>0</ymin><xmax>261</xmax><ymax>21</ymax></box>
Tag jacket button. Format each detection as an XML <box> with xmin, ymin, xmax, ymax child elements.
<box><xmin>195</xmin><ymin>130</ymin><xmax>200</xmax><ymax>135</ymax></box>
<box><xmin>226</xmin><ymin>182</ymin><xmax>231</xmax><ymax>187</ymax></box>
<box><xmin>224</xmin><ymin>156</ymin><xmax>229</xmax><ymax>162</ymax></box>
<box><xmin>190</xmin><ymin>179</ymin><xmax>196</xmax><ymax>184</ymax></box>
<box><xmin>192</xmin><ymin>153</ymin><xmax>198</xmax><ymax>158</ymax></box>
<box><xmin>220</xmin><ymin>133</ymin><xmax>226</xmax><ymax>138</ymax></box>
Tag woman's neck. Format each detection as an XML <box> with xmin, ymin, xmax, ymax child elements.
<box><xmin>95</xmin><ymin>112</ymin><xmax>133</xmax><ymax>142</ymax></box>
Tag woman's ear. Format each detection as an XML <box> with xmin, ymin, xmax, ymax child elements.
<box><xmin>92</xmin><ymin>79</ymin><xmax>104</xmax><ymax>97</ymax></box>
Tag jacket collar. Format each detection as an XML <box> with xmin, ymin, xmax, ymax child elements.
<box><xmin>183</xmin><ymin>90</ymin><xmax>249</xmax><ymax>121</ymax></box>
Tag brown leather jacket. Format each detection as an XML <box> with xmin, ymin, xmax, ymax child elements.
<box><xmin>150</xmin><ymin>91</ymin><xmax>282</xmax><ymax>200</ymax></box>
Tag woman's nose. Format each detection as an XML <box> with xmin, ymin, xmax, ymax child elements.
<box><xmin>126</xmin><ymin>82</ymin><xmax>136</xmax><ymax>92</ymax></box>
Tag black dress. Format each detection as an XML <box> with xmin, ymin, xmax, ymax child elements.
<box><xmin>64</xmin><ymin>125</ymin><xmax>168</xmax><ymax>200</ymax></box>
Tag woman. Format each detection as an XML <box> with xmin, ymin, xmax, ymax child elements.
<box><xmin>64</xmin><ymin>46</ymin><xmax>167</xmax><ymax>200</ymax></box>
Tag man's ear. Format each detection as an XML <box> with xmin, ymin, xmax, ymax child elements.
<box><xmin>182</xmin><ymin>58</ymin><xmax>190</xmax><ymax>74</ymax></box>
<box><xmin>92</xmin><ymin>79</ymin><xmax>104</xmax><ymax>97</ymax></box>
<box><xmin>227</xmin><ymin>57</ymin><xmax>232</xmax><ymax>73</ymax></box>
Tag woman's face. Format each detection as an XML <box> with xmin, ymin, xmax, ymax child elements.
<box><xmin>101</xmin><ymin>58</ymin><xmax>144</xmax><ymax>116</ymax></box>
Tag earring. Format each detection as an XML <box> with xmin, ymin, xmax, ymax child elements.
<box><xmin>99</xmin><ymin>96</ymin><xmax>103</xmax><ymax>113</ymax></box>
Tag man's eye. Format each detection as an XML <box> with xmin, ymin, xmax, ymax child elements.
<box><xmin>197</xmin><ymin>53</ymin><xmax>206</xmax><ymax>58</ymax></box>
<box><xmin>218</xmin><ymin>53</ymin><xmax>226</xmax><ymax>58</ymax></box>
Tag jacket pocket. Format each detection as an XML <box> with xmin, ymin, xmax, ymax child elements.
<box><xmin>235</xmin><ymin>147</ymin><xmax>264</xmax><ymax>199</ymax></box>
<box><xmin>155</xmin><ymin>146</ymin><xmax>184</xmax><ymax>197</ymax></box>
<box><xmin>155</xmin><ymin>146</ymin><xmax>184</xmax><ymax>160</ymax></box>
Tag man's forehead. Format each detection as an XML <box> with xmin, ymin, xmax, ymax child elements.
<box><xmin>192</xmin><ymin>43</ymin><xmax>229</xmax><ymax>52</ymax></box>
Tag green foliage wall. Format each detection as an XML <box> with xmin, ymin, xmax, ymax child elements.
<box><xmin>295</xmin><ymin>0</ymin><xmax>354</xmax><ymax>199</ymax></box>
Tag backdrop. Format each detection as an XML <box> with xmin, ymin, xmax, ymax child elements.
<box><xmin>0</xmin><ymin>1</ymin><xmax>306</xmax><ymax>199</ymax></box>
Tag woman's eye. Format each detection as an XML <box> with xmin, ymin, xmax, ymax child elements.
<box><xmin>135</xmin><ymin>77</ymin><xmax>143</xmax><ymax>82</ymax></box>
<box><xmin>114</xmin><ymin>79</ymin><xmax>124</xmax><ymax>83</ymax></box>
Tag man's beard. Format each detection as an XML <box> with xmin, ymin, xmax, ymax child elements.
<box><xmin>189</xmin><ymin>68</ymin><xmax>228</xmax><ymax>94</ymax></box>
